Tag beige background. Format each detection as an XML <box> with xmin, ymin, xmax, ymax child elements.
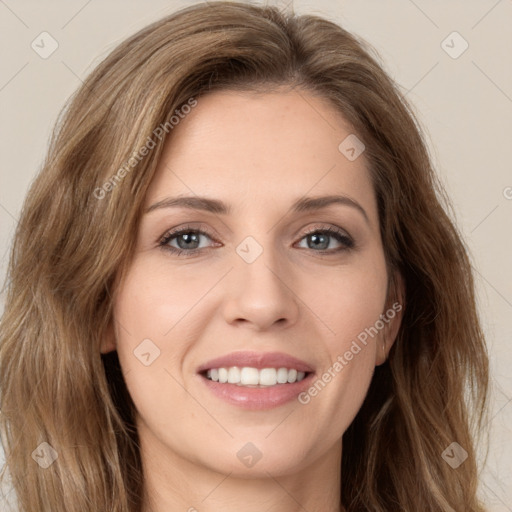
<box><xmin>0</xmin><ymin>0</ymin><xmax>511</xmax><ymax>510</ymax></box>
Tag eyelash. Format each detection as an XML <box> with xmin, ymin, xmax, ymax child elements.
<box><xmin>158</xmin><ymin>224</ymin><xmax>355</xmax><ymax>258</ymax></box>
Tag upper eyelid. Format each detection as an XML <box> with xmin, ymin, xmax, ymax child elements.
<box><xmin>160</xmin><ymin>223</ymin><xmax>217</xmax><ymax>242</ymax></box>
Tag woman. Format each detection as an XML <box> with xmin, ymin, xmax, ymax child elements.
<box><xmin>0</xmin><ymin>2</ymin><xmax>489</xmax><ymax>511</ymax></box>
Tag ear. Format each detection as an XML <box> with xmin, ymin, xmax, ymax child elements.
<box><xmin>100</xmin><ymin>320</ymin><xmax>117</xmax><ymax>354</ymax></box>
<box><xmin>375</xmin><ymin>271</ymin><xmax>405</xmax><ymax>366</ymax></box>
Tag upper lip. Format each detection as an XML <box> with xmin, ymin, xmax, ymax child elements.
<box><xmin>197</xmin><ymin>351</ymin><xmax>315</xmax><ymax>374</ymax></box>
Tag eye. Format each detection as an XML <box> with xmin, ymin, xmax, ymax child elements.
<box><xmin>295</xmin><ymin>226</ymin><xmax>354</xmax><ymax>253</ymax></box>
<box><xmin>159</xmin><ymin>225</ymin><xmax>218</xmax><ymax>257</ymax></box>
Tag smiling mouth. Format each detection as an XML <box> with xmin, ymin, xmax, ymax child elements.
<box><xmin>200</xmin><ymin>367</ymin><xmax>312</xmax><ymax>387</ymax></box>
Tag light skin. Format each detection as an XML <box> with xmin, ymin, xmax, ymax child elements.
<box><xmin>101</xmin><ymin>88</ymin><xmax>403</xmax><ymax>512</ymax></box>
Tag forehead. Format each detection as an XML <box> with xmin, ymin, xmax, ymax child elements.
<box><xmin>145</xmin><ymin>89</ymin><xmax>376</xmax><ymax>222</ymax></box>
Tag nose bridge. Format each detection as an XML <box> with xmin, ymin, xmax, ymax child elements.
<box><xmin>222</xmin><ymin>234</ymin><xmax>299</xmax><ymax>330</ymax></box>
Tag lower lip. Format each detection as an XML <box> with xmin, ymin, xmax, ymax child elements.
<box><xmin>198</xmin><ymin>373</ymin><xmax>315</xmax><ymax>410</ymax></box>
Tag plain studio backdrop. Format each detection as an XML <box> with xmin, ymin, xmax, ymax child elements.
<box><xmin>0</xmin><ymin>1</ymin><xmax>511</xmax><ymax>510</ymax></box>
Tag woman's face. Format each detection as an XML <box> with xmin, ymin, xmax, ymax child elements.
<box><xmin>104</xmin><ymin>89</ymin><xmax>402</xmax><ymax>478</ymax></box>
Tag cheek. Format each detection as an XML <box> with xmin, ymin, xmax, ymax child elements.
<box><xmin>111</xmin><ymin>257</ymin><xmax>209</xmax><ymax>388</ymax></box>
<box><xmin>302</xmin><ymin>255</ymin><xmax>388</xmax><ymax>343</ymax></box>
<box><xmin>298</xmin><ymin>256</ymin><xmax>387</xmax><ymax>423</ymax></box>
<box><xmin>114</xmin><ymin>256</ymin><xmax>215</xmax><ymax>342</ymax></box>
<box><xmin>111</xmin><ymin>258</ymin><xmax>209</xmax><ymax>433</ymax></box>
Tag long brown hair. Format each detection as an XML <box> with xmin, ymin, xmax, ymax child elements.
<box><xmin>0</xmin><ymin>2</ymin><xmax>489</xmax><ymax>511</ymax></box>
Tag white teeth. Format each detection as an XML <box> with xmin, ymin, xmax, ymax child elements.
<box><xmin>205</xmin><ymin>366</ymin><xmax>309</xmax><ymax>386</ymax></box>
<box><xmin>218</xmin><ymin>368</ymin><xmax>228</xmax><ymax>383</ymax></box>
<box><xmin>240</xmin><ymin>367</ymin><xmax>260</xmax><ymax>385</ymax></box>
<box><xmin>227</xmin><ymin>367</ymin><xmax>241</xmax><ymax>384</ymax></box>
<box><xmin>287</xmin><ymin>369</ymin><xmax>297</xmax><ymax>383</ymax></box>
<box><xmin>260</xmin><ymin>368</ymin><xmax>277</xmax><ymax>386</ymax></box>
<box><xmin>276</xmin><ymin>368</ymin><xmax>288</xmax><ymax>383</ymax></box>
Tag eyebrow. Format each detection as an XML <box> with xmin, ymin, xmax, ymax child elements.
<box><xmin>145</xmin><ymin>194</ymin><xmax>369</xmax><ymax>223</ymax></box>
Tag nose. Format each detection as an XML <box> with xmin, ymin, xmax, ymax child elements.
<box><xmin>222</xmin><ymin>247</ymin><xmax>300</xmax><ymax>331</ymax></box>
